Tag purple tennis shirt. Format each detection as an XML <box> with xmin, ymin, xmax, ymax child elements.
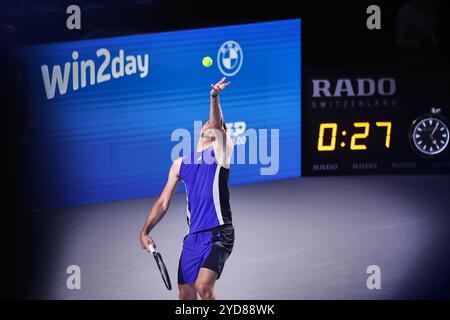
<box><xmin>179</xmin><ymin>146</ymin><xmax>232</xmax><ymax>234</ymax></box>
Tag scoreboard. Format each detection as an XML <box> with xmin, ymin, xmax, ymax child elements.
<box><xmin>302</xmin><ymin>68</ymin><xmax>450</xmax><ymax>175</ymax></box>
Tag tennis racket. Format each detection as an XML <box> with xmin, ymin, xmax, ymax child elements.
<box><xmin>147</xmin><ymin>243</ymin><xmax>172</xmax><ymax>290</ymax></box>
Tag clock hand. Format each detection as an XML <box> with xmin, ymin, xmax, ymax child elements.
<box><xmin>431</xmin><ymin>122</ymin><xmax>439</xmax><ymax>137</ymax></box>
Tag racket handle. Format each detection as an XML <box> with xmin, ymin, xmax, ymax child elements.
<box><xmin>147</xmin><ymin>243</ymin><xmax>156</xmax><ymax>253</ymax></box>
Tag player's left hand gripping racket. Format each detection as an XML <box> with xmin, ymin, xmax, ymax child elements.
<box><xmin>147</xmin><ymin>243</ymin><xmax>172</xmax><ymax>290</ymax></box>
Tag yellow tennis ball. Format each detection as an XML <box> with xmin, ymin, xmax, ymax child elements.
<box><xmin>202</xmin><ymin>56</ymin><xmax>213</xmax><ymax>68</ymax></box>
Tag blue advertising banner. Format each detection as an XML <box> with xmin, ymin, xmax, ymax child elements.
<box><xmin>19</xmin><ymin>19</ymin><xmax>301</xmax><ymax>208</ymax></box>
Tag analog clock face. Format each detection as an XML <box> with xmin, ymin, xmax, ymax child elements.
<box><xmin>411</xmin><ymin>117</ymin><xmax>449</xmax><ymax>156</ymax></box>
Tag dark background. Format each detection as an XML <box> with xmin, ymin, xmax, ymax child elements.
<box><xmin>1</xmin><ymin>0</ymin><xmax>408</xmax><ymax>64</ymax></box>
<box><xmin>1</xmin><ymin>0</ymin><xmax>449</xmax><ymax>299</ymax></box>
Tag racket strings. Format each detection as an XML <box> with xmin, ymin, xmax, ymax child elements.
<box><xmin>154</xmin><ymin>252</ymin><xmax>172</xmax><ymax>290</ymax></box>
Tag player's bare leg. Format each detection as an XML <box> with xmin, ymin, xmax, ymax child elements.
<box><xmin>178</xmin><ymin>284</ymin><xmax>197</xmax><ymax>300</ymax></box>
<box><xmin>195</xmin><ymin>268</ymin><xmax>218</xmax><ymax>300</ymax></box>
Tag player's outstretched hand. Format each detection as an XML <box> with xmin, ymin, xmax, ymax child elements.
<box><xmin>210</xmin><ymin>77</ymin><xmax>231</xmax><ymax>97</ymax></box>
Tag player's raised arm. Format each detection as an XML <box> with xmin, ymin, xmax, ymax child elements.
<box><xmin>139</xmin><ymin>158</ymin><xmax>182</xmax><ymax>250</ymax></box>
<box><xmin>209</xmin><ymin>77</ymin><xmax>233</xmax><ymax>167</ymax></box>
<box><xmin>209</xmin><ymin>77</ymin><xmax>231</xmax><ymax>128</ymax></box>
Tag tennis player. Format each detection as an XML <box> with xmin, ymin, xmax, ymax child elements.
<box><xmin>140</xmin><ymin>77</ymin><xmax>235</xmax><ymax>300</ymax></box>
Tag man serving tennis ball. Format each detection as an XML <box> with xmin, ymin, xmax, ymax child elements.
<box><xmin>140</xmin><ymin>77</ymin><xmax>235</xmax><ymax>300</ymax></box>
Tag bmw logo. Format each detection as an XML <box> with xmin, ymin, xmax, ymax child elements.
<box><xmin>217</xmin><ymin>40</ymin><xmax>244</xmax><ymax>77</ymax></box>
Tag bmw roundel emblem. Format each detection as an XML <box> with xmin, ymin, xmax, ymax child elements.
<box><xmin>217</xmin><ymin>40</ymin><xmax>244</xmax><ymax>77</ymax></box>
